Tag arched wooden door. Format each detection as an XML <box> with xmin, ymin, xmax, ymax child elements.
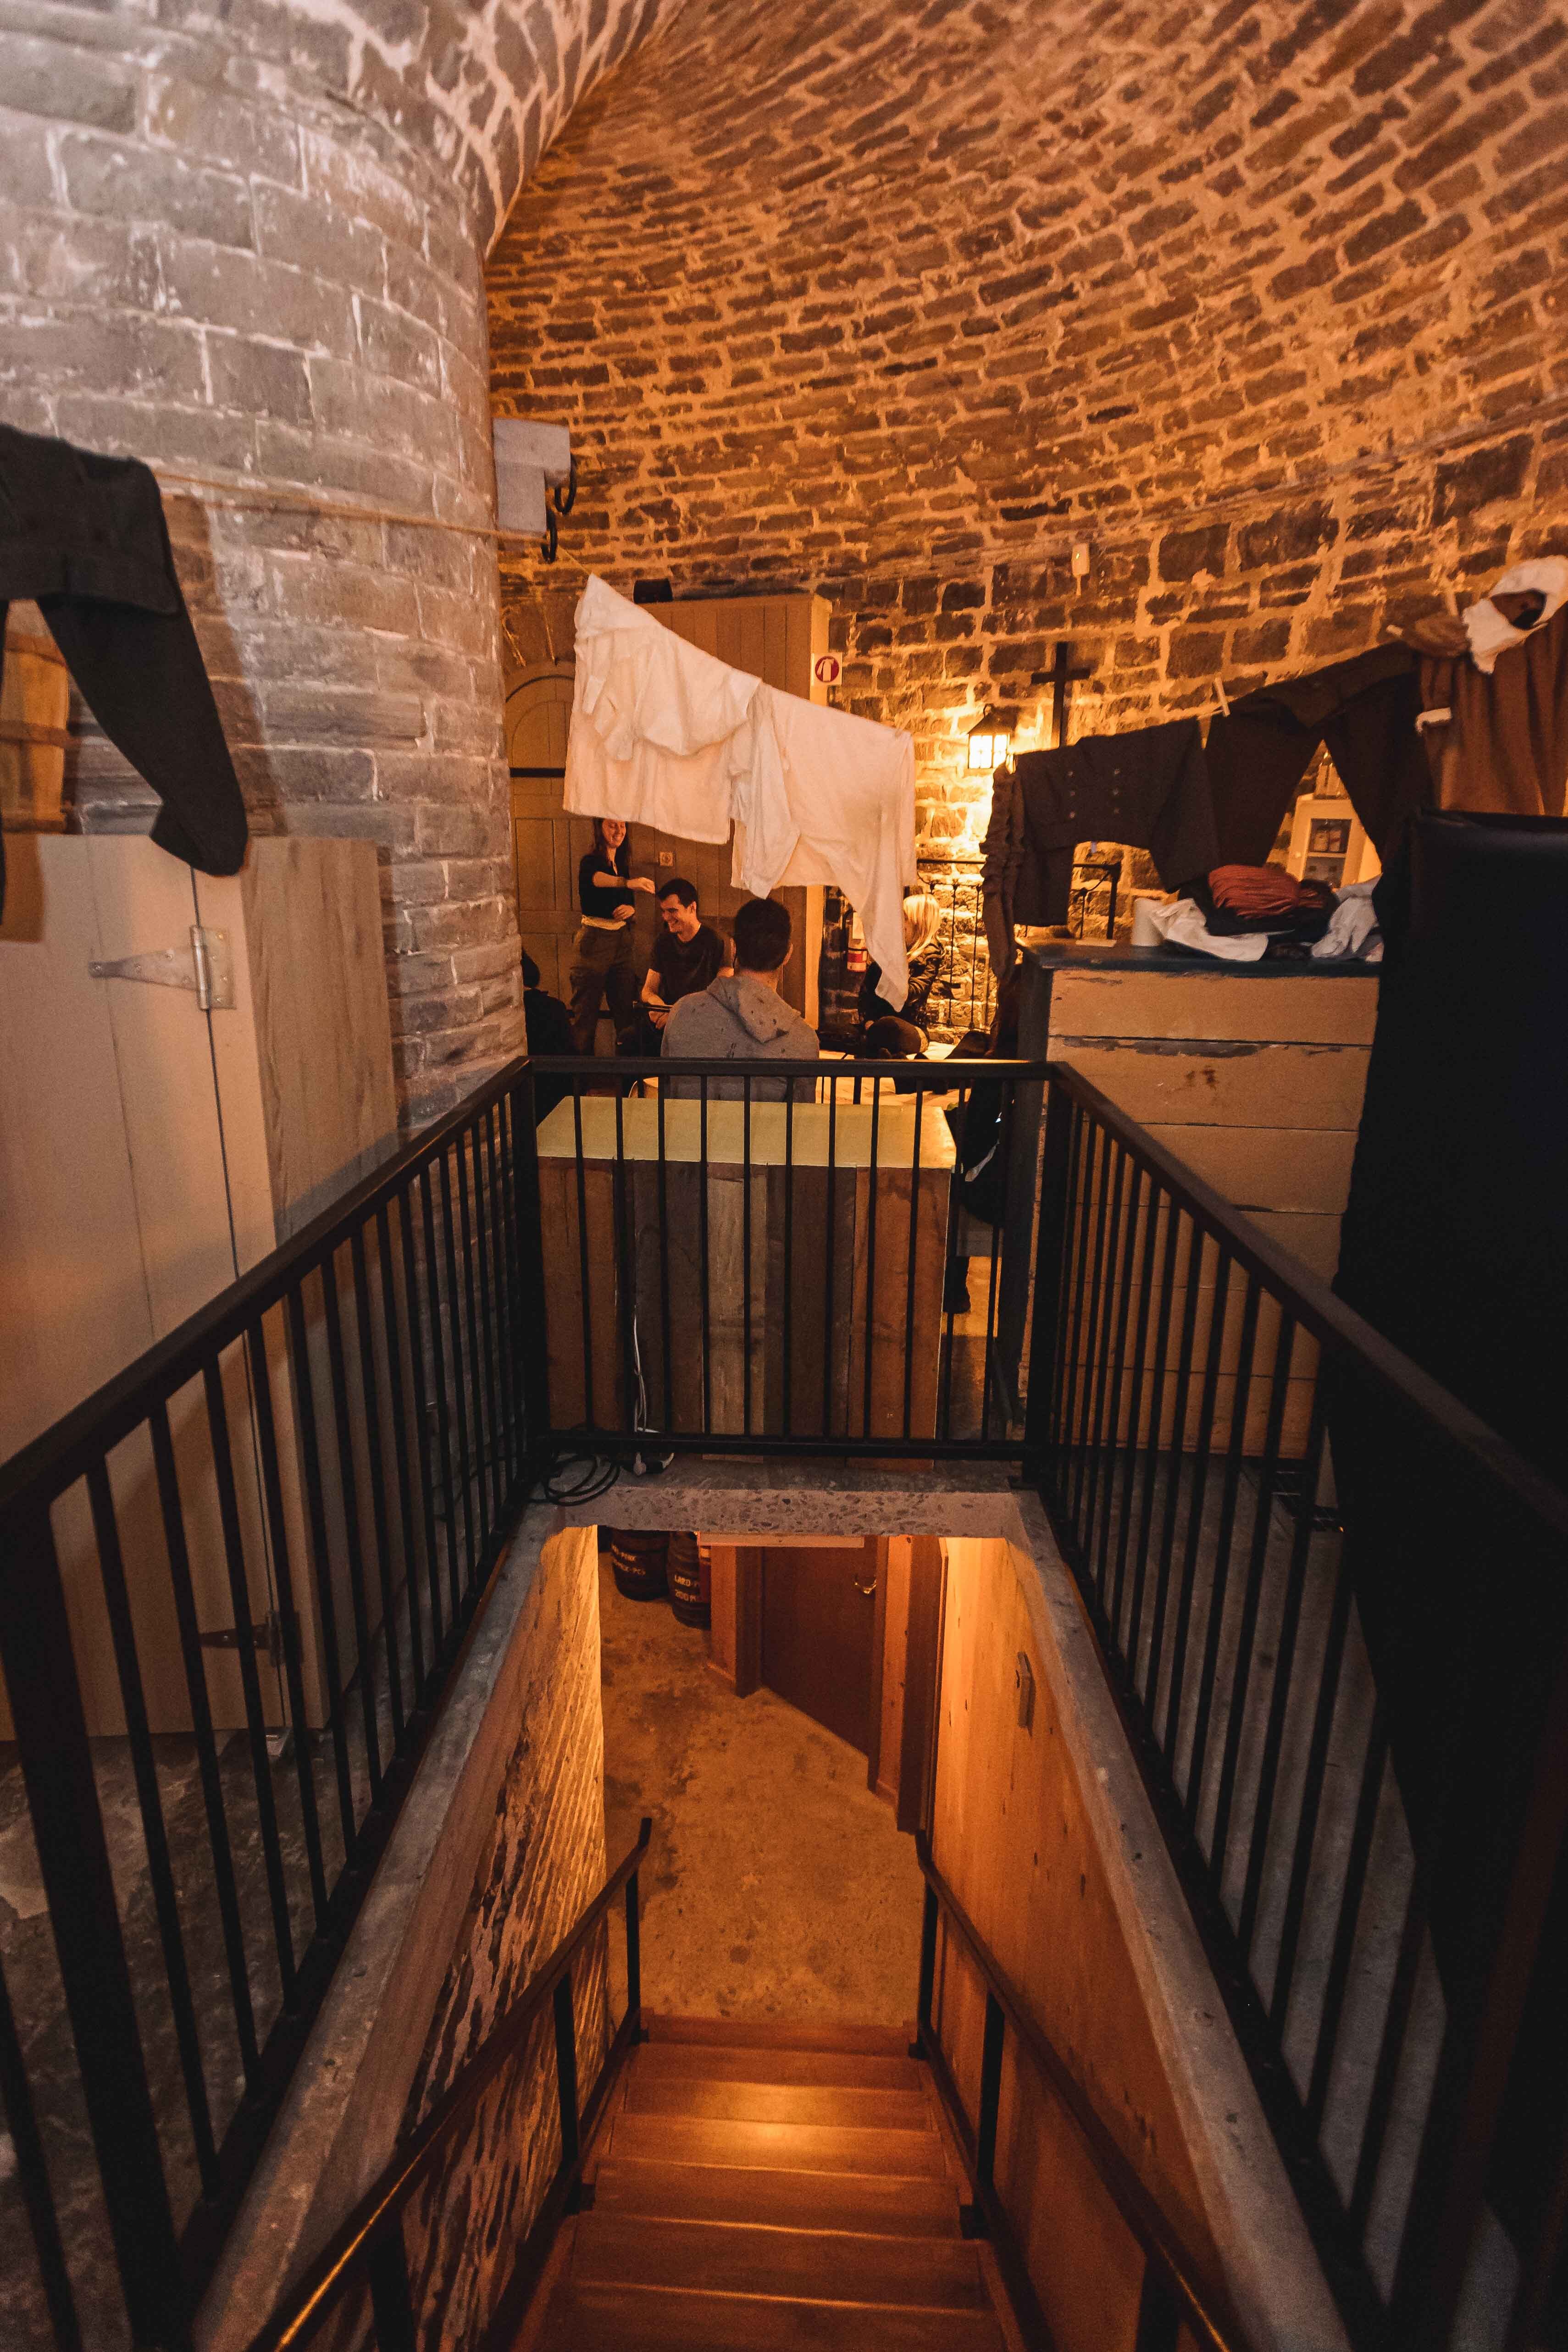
<box><xmin>507</xmin><ymin>665</ymin><xmax>587</xmax><ymax>999</ymax></box>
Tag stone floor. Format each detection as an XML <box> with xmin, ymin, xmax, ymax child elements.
<box><xmin>597</xmin><ymin>1544</ymin><xmax>925</xmax><ymax>2029</ymax></box>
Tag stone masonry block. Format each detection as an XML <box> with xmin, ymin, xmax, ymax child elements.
<box><xmin>5</xmin><ymin>36</ymin><xmax>138</xmax><ymax>134</ymax></box>
<box><xmin>144</xmin><ymin>74</ymin><xmax>302</xmax><ymax>190</ymax></box>
<box><xmin>60</xmin><ymin>132</ymin><xmax>255</xmax><ymax>250</ymax></box>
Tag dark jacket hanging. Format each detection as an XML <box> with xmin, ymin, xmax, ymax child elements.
<box><xmin>982</xmin><ymin>717</ymin><xmax>1219</xmax><ymax>948</ymax></box>
<box><xmin>1204</xmin><ymin>644</ymin><xmax>1429</xmax><ymax>867</ymax></box>
<box><xmin>0</xmin><ymin>424</ymin><xmax>248</xmax><ymax>915</ymax></box>
<box><xmin>1012</xmin><ymin>717</ymin><xmax>1219</xmax><ymax>923</ymax></box>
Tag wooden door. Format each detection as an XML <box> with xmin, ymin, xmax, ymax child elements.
<box><xmin>507</xmin><ymin>665</ymin><xmax>584</xmax><ymax>1002</ymax></box>
<box><xmin>0</xmin><ymin>837</ymin><xmax>278</xmax><ymax>1736</ymax></box>
<box><xmin>761</xmin><ymin>1538</ymin><xmax>879</xmax><ymax>1753</ymax></box>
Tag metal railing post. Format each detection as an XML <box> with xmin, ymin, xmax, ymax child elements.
<box><xmin>1023</xmin><ymin>1079</ymin><xmax>1075</xmax><ymax>1489</ymax></box>
<box><xmin>976</xmin><ymin>1990</ymin><xmax>1006</xmax><ymax>2191</ymax></box>
<box><xmin>552</xmin><ymin>1969</ymin><xmax>581</xmax><ymax>2172</ymax></box>
<box><xmin>366</xmin><ymin>2219</ymin><xmax>417</xmax><ymax>2352</ymax></box>
<box><xmin>510</xmin><ymin>1065</ymin><xmax>553</xmax><ymax>1473</ymax></box>
<box><xmin>0</xmin><ymin>1497</ymin><xmax>188</xmax><ymax>2350</ymax></box>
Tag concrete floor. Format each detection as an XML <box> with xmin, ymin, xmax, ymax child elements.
<box><xmin>596</xmin><ymin>1546</ymin><xmax>924</xmax><ymax>2030</ymax></box>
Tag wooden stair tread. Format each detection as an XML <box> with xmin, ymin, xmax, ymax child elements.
<box><xmin>634</xmin><ymin>2041</ymin><xmax>924</xmax><ymax>2093</ymax></box>
<box><xmin>592</xmin><ymin>2156</ymin><xmax>963</xmax><ymax>2238</ymax></box>
<box><xmin>625</xmin><ymin>2075</ymin><xmax>932</xmax><ymax>2132</ymax></box>
<box><xmin>643</xmin><ymin>2014</ymin><xmax>914</xmax><ymax>2059</ymax></box>
<box><xmin>572</xmin><ymin>2213</ymin><xmax>988</xmax><ymax>2308</ymax></box>
<box><xmin>609</xmin><ymin>2112</ymin><xmax>951</xmax><ymax>2180</ymax></box>
<box><xmin>537</xmin><ymin>2281</ymin><xmax>1007</xmax><ymax>2350</ymax></box>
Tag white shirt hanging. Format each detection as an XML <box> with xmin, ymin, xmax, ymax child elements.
<box><xmin>564</xmin><ymin>575</ymin><xmax>782</xmax><ymax>845</ymax></box>
<box><xmin>564</xmin><ymin>575</ymin><xmax>916</xmax><ymax>1009</ymax></box>
<box><xmin>736</xmin><ymin>686</ymin><xmax>917</xmax><ymax>1009</ymax></box>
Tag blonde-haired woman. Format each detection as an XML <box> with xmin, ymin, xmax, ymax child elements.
<box><xmin>859</xmin><ymin>890</ymin><xmax>944</xmax><ymax>1054</ymax></box>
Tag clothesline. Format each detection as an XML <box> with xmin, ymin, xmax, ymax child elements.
<box><xmin>149</xmin><ymin>463</ymin><xmax>539</xmax><ymax>544</ymax></box>
<box><xmin>142</xmin><ymin>383</ymin><xmax>1562</xmax><ymax>575</ymax></box>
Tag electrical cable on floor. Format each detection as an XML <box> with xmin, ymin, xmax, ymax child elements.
<box><xmin>538</xmin><ymin>1454</ymin><xmax>622</xmax><ymax>1505</ymax></box>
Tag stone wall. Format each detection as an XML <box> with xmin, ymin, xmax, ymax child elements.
<box><xmin>0</xmin><ymin>0</ymin><xmax>683</xmax><ymax>1119</ymax></box>
<box><xmin>489</xmin><ymin>0</ymin><xmax>1568</xmax><ymax>869</ymax></box>
<box><xmin>399</xmin><ymin>1522</ymin><xmax>609</xmax><ymax>2352</ymax></box>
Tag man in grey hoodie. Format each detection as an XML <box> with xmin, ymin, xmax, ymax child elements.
<box><xmin>660</xmin><ymin>896</ymin><xmax>819</xmax><ymax>1097</ymax></box>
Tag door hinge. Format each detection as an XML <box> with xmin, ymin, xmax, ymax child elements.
<box><xmin>89</xmin><ymin>924</ymin><xmax>235</xmax><ymax>1010</ymax></box>
<box><xmin>199</xmin><ymin>1610</ymin><xmax>295</xmax><ymax>1668</ymax></box>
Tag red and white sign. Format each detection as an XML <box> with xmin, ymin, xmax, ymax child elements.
<box><xmin>814</xmin><ymin>653</ymin><xmax>842</xmax><ymax>685</ymax></box>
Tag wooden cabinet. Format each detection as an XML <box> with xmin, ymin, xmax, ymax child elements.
<box><xmin>0</xmin><ymin>833</ymin><xmax>398</xmax><ymax>1733</ymax></box>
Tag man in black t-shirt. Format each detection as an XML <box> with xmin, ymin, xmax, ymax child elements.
<box><xmin>627</xmin><ymin>877</ymin><xmax>729</xmax><ymax>1056</ymax></box>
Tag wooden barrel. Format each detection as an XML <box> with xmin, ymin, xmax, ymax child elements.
<box><xmin>608</xmin><ymin>1527</ymin><xmax>668</xmax><ymax>1602</ymax></box>
<box><xmin>0</xmin><ymin>605</ymin><xmax>69</xmax><ymax>833</ymax></box>
<box><xmin>667</xmin><ymin>1532</ymin><xmax>711</xmax><ymax>1629</ymax></box>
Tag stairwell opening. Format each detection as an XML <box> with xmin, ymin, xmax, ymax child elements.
<box><xmin>199</xmin><ymin>1494</ymin><xmax>1344</xmax><ymax>2352</ymax></box>
<box><xmin>595</xmin><ymin>1528</ymin><xmax>925</xmax><ymax>2032</ymax></box>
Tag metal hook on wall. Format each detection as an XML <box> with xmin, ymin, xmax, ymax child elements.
<box><xmin>541</xmin><ymin>507</ymin><xmax>559</xmax><ymax>564</ymax></box>
<box><xmin>553</xmin><ymin>456</ymin><xmax>578</xmax><ymax>518</ymax></box>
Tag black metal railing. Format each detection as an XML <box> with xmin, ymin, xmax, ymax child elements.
<box><xmin>241</xmin><ymin>1819</ymin><xmax>651</xmax><ymax>2352</ymax></box>
<box><xmin>0</xmin><ymin>1062</ymin><xmax>550</xmax><ymax>2352</ymax></box>
<box><xmin>914</xmin><ymin>1833</ymin><xmax>1252</xmax><ymax>2352</ymax></box>
<box><xmin>1029</xmin><ymin>1060</ymin><xmax>1568</xmax><ymax>2350</ymax></box>
<box><xmin>914</xmin><ymin>854</ymin><xmax>1122</xmax><ymax>1047</ymax></box>
<box><xmin>529</xmin><ymin>1055</ymin><xmax>1048</xmax><ymax>1459</ymax></box>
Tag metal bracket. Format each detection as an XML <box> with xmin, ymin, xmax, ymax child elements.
<box><xmin>199</xmin><ymin>1610</ymin><xmax>294</xmax><ymax>1669</ymax></box>
<box><xmin>89</xmin><ymin>925</ymin><xmax>234</xmax><ymax>1010</ymax></box>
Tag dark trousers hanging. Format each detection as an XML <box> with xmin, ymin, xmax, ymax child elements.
<box><xmin>1205</xmin><ymin>645</ymin><xmax>1429</xmax><ymax>866</ymax></box>
<box><xmin>1</xmin><ymin>425</ymin><xmax>247</xmax><ymax>915</ymax></box>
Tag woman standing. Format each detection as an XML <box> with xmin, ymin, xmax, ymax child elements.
<box><xmin>569</xmin><ymin>816</ymin><xmax>654</xmax><ymax>1054</ymax></box>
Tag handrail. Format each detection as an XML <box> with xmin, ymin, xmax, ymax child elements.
<box><xmin>528</xmin><ymin>1053</ymin><xmax>1051</xmax><ymax>1077</ymax></box>
<box><xmin>1042</xmin><ymin>1059</ymin><xmax>1568</xmax><ymax>1542</ymax></box>
<box><xmin>914</xmin><ymin>1832</ymin><xmax>1254</xmax><ymax>2352</ymax></box>
<box><xmin>0</xmin><ymin>1050</ymin><xmax>1048</xmax><ymax>1514</ymax></box>
<box><xmin>243</xmin><ymin>1817</ymin><xmax>653</xmax><ymax>2352</ymax></box>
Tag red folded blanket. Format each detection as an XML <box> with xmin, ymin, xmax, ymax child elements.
<box><xmin>1206</xmin><ymin>864</ymin><xmax>1335</xmax><ymax>923</ymax></box>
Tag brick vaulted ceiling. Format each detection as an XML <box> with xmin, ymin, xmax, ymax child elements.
<box><xmin>490</xmin><ymin>0</ymin><xmax>1568</xmax><ymax>833</ymax></box>
<box><xmin>493</xmin><ymin>0</ymin><xmax>1567</xmax><ymax>574</ymax></box>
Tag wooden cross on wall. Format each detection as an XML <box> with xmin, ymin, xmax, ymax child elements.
<box><xmin>1032</xmin><ymin>641</ymin><xmax>1094</xmax><ymax>750</ymax></box>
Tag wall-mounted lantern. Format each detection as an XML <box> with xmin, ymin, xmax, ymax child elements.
<box><xmin>967</xmin><ymin>706</ymin><xmax>1015</xmax><ymax>772</ymax></box>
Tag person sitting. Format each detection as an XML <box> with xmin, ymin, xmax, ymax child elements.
<box><xmin>568</xmin><ymin>815</ymin><xmax>654</xmax><ymax>1054</ymax></box>
<box><xmin>520</xmin><ymin>948</ymin><xmax>574</xmax><ymax>1122</ymax></box>
<box><xmin>627</xmin><ymin>876</ymin><xmax>730</xmax><ymax>1057</ymax></box>
<box><xmin>661</xmin><ymin>894</ymin><xmax>819</xmax><ymax>1099</ymax></box>
<box><xmin>859</xmin><ymin>891</ymin><xmax>944</xmax><ymax>1058</ymax></box>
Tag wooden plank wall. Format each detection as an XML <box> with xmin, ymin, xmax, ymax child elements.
<box><xmin>930</xmin><ymin>1534</ymin><xmax>1225</xmax><ymax>2352</ymax></box>
<box><xmin>1048</xmin><ymin>966</ymin><xmax>1378</xmax><ymax>1283</ymax></box>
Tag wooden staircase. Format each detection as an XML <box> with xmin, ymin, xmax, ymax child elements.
<box><xmin>520</xmin><ymin>2017</ymin><xmax>1020</xmax><ymax>2350</ymax></box>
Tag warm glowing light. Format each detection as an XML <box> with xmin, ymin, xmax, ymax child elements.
<box><xmin>967</xmin><ymin>710</ymin><xmax>1013</xmax><ymax>770</ymax></box>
